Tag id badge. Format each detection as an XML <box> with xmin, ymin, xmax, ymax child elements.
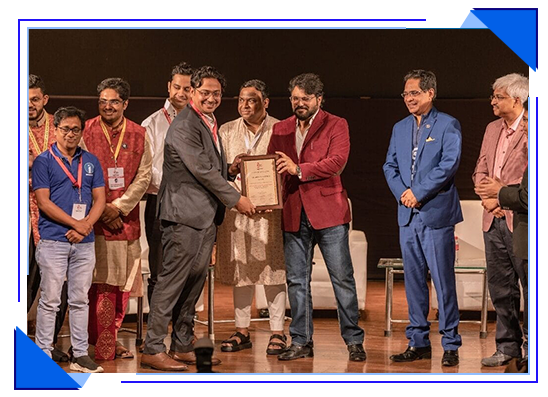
<box><xmin>72</xmin><ymin>203</ymin><xmax>87</xmax><ymax>220</ymax></box>
<box><xmin>108</xmin><ymin>167</ymin><xmax>125</xmax><ymax>190</ymax></box>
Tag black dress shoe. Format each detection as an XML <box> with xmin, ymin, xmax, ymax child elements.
<box><xmin>442</xmin><ymin>350</ymin><xmax>459</xmax><ymax>366</ymax></box>
<box><xmin>390</xmin><ymin>346</ymin><xmax>432</xmax><ymax>362</ymax></box>
<box><xmin>348</xmin><ymin>344</ymin><xmax>366</xmax><ymax>362</ymax></box>
<box><xmin>277</xmin><ymin>343</ymin><xmax>314</xmax><ymax>361</ymax></box>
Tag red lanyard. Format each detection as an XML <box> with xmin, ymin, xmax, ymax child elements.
<box><xmin>49</xmin><ymin>145</ymin><xmax>82</xmax><ymax>191</ymax></box>
<box><xmin>190</xmin><ymin>101</ymin><xmax>218</xmax><ymax>144</ymax></box>
<box><xmin>162</xmin><ymin>108</ymin><xmax>172</xmax><ymax>125</ymax></box>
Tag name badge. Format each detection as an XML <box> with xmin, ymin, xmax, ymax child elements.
<box><xmin>72</xmin><ymin>203</ymin><xmax>87</xmax><ymax>220</ymax></box>
<box><xmin>108</xmin><ymin>167</ymin><xmax>125</xmax><ymax>190</ymax></box>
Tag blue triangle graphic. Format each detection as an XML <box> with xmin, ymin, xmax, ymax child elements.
<box><xmin>471</xmin><ymin>8</ymin><xmax>537</xmax><ymax>70</ymax></box>
<box><xmin>461</xmin><ymin>12</ymin><xmax>487</xmax><ymax>29</ymax></box>
<box><xmin>14</xmin><ymin>327</ymin><xmax>83</xmax><ymax>390</ymax></box>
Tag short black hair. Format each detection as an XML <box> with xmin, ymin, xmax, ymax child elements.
<box><xmin>288</xmin><ymin>73</ymin><xmax>324</xmax><ymax>97</ymax></box>
<box><xmin>97</xmin><ymin>77</ymin><xmax>131</xmax><ymax>101</ymax></box>
<box><xmin>191</xmin><ymin>66</ymin><xmax>227</xmax><ymax>93</ymax></box>
<box><xmin>171</xmin><ymin>61</ymin><xmax>193</xmax><ymax>80</ymax></box>
<box><xmin>29</xmin><ymin>74</ymin><xmax>47</xmax><ymax>95</ymax></box>
<box><xmin>240</xmin><ymin>79</ymin><xmax>269</xmax><ymax>100</ymax></box>
<box><xmin>53</xmin><ymin>106</ymin><xmax>86</xmax><ymax>129</ymax></box>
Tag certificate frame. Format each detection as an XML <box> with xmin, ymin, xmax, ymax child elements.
<box><xmin>240</xmin><ymin>154</ymin><xmax>283</xmax><ymax>210</ymax></box>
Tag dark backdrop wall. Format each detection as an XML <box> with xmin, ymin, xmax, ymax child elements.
<box><xmin>30</xmin><ymin>29</ymin><xmax>528</xmax><ymax>279</ymax></box>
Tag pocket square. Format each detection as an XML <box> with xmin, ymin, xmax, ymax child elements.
<box><xmin>425</xmin><ymin>137</ymin><xmax>435</xmax><ymax>142</ymax></box>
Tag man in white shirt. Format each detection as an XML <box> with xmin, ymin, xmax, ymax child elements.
<box><xmin>141</xmin><ymin>62</ymin><xmax>193</xmax><ymax>304</ymax></box>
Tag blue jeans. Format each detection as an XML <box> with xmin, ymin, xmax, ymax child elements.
<box><xmin>35</xmin><ymin>240</ymin><xmax>95</xmax><ymax>358</ymax></box>
<box><xmin>283</xmin><ymin>210</ymin><xmax>364</xmax><ymax>346</ymax></box>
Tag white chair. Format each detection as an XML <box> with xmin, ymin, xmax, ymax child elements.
<box><xmin>431</xmin><ymin>200</ymin><xmax>493</xmax><ymax>313</ymax></box>
<box><xmin>255</xmin><ymin>199</ymin><xmax>368</xmax><ymax>314</ymax></box>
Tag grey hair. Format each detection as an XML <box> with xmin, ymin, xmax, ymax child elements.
<box><xmin>404</xmin><ymin>70</ymin><xmax>437</xmax><ymax>100</ymax></box>
<box><xmin>492</xmin><ymin>73</ymin><xmax>529</xmax><ymax>104</ymax></box>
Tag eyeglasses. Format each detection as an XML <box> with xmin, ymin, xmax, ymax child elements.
<box><xmin>289</xmin><ymin>95</ymin><xmax>317</xmax><ymax>104</ymax></box>
<box><xmin>98</xmin><ymin>99</ymin><xmax>124</xmax><ymax>107</ymax></box>
<box><xmin>196</xmin><ymin>89</ymin><xmax>222</xmax><ymax>99</ymax></box>
<box><xmin>29</xmin><ymin>97</ymin><xmax>44</xmax><ymax>104</ymax></box>
<box><xmin>489</xmin><ymin>95</ymin><xmax>510</xmax><ymax>102</ymax></box>
<box><xmin>57</xmin><ymin>126</ymin><xmax>82</xmax><ymax>135</ymax></box>
<box><xmin>401</xmin><ymin>90</ymin><xmax>425</xmax><ymax>98</ymax></box>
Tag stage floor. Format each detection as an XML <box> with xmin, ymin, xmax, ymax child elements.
<box><xmin>49</xmin><ymin>280</ymin><xmax>512</xmax><ymax>374</ymax></box>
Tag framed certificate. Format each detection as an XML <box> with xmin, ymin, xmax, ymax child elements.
<box><xmin>240</xmin><ymin>154</ymin><xmax>283</xmax><ymax>210</ymax></box>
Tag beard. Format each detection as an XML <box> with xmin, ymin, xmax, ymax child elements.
<box><xmin>293</xmin><ymin>106</ymin><xmax>315</xmax><ymax>121</ymax></box>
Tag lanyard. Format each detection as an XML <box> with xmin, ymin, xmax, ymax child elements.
<box><xmin>190</xmin><ymin>101</ymin><xmax>218</xmax><ymax>144</ymax></box>
<box><xmin>49</xmin><ymin>145</ymin><xmax>83</xmax><ymax>201</ymax></box>
<box><xmin>100</xmin><ymin>118</ymin><xmax>127</xmax><ymax>166</ymax></box>
<box><xmin>162</xmin><ymin>107</ymin><xmax>173</xmax><ymax>125</ymax></box>
<box><xmin>29</xmin><ymin>113</ymin><xmax>50</xmax><ymax>154</ymax></box>
<box><xmin>243</xmin><ymin>119</ymin><xmax>267</xmax><ymax>154</ymax></box>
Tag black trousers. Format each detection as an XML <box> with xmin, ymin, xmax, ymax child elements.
<box><xmin>143</xmin><ymin>221</ymin><xmax>215</xmax><ymax>354</ymax></box>
<box><xmin>144</xmin><ymin>194</ymin><xmax>164</xmax><ymax>304</ymax></box>
<box><xmin>484</xmin><ymin>217</ymin><xmax>527</xmax><ymax>357</ymax></box>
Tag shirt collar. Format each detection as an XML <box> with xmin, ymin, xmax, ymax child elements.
<box><xmin>295</xmin><ymin>108</ymin><xmax>320</xmax><ymax>131</ymax></box>
<box><xmin>52</xmin><ymin>142</ymin><xmax>82</xmax><ymax>161</ymax></box>
<box><xmin>164</xmin><ymin>99</ymin><xmax>178</xmax><ymax>119</ymax></box>
<box><xmin>504</xmin><ymin>109</ymin><xmax>524</xmax><ymax>134</ymax></box>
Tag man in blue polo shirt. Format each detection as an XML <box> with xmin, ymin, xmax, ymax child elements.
<box><xmin>32</xmin><ymin>106</ymin><xmax>106</xmax><ymax>373</ymax></box>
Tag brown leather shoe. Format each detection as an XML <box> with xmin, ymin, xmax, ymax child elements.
<box><xmin>140</xmin><ymin>352</ymin><xmax>188</xmax><ymax>371</ymax></box>
<box><xmin>168</xmin><ymin>350</ymin><xmax>222</xmax><ymax>366</ymax></box>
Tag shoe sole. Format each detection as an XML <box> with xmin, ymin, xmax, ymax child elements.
<box><xmin>140</xmin><ymin>363</ymin><xmax>188</xmax><ymax>371</ymax></box>
<box><xmin>442</xmin><ymin>360</ymin><xmax>459</xmax><ymax>367</ymax></box>
<box><xmin>390</xmin><ymin>352</ymin><xmax>432</xmax><ymax>362</ymax></box>
<box><xmin>277</xmin><ymin>351</ymin><xmax>314</xmax><ymax>361</ymax></box>
<box><xmin>69</xmin><ymin>362</ymin><xmax>104</xmax><ymax>373</ymax></box>
<box><xmin>481</xmin><ymin>360</ymin><xmax>511</xmax><ymax>367</ymax></box>
<box><xmin>221</xmin><ymin>342</ymin><xmax>252</xmax><ymax>352</ymax></box>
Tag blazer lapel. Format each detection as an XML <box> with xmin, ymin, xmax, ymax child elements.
<box><xmin>416</xmin><ymin>108</ymin><xmax>437</xmax><ymax>161</ymax></box>
<box><xmin>300</xmin><ymin>110</ymin><xmax>326</xmax><ymax>157</ymax></box>
<box><xmin>501</xmin><ymin>127</ymin><xmax>526</xmax><ymax>170</ymax></box>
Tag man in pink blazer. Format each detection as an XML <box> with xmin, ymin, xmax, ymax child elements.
<box><xmin>473</xmin><ymin>73</ymin><xmax>528</xmax><ymax>367</ymax></box>
<box><xmin>267</xmin><ymin>73</ymin><xmax>365</xmax><ymax>362</ymax></box>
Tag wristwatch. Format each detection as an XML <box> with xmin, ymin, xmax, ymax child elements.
<box><xmin>296</xmin><ymin>166</ymin><xmax>302</xmax><ymax>179</ymax></box>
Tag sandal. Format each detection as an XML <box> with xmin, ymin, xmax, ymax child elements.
<box><xmin>221</xmin><ymin>331</ymin><xmax>252</xmax><ymax>352</ymax></box>
<box><xmin>266</xmin><ymin>334</ymin><xmax>287</xmax><ymax>355</ymax></box>
<box><xmin>115</xmin><ymin>341</ymin><xmax>134</xmax><ymax>359</ymax></box>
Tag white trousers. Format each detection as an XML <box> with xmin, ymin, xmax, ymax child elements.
<box><xmin>234</xmin><ymin>284</ymin><xmax>286</xmax><ymax>331</ymax></box>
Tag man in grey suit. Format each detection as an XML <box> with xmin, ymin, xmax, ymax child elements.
<box><xmin>141</xmin><ymin>66</ymin><xmax>255</xmax><ymax>371</ymax></box>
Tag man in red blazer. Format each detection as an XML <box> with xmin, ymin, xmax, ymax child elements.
<box><xmin>473</xmin><ymin>73</ymin><xmax>528</xmax><ymax>367</ymax></box>
<box><xmin>267</xmin><ymin>73</ymin><xmax>365</xmax><ymax>362</ymax></box>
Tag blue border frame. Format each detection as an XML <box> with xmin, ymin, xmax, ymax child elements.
<box><xmin>17</xmin><ymin>17</ymin><xmax>538</xmax><ymax>385</ymax></box>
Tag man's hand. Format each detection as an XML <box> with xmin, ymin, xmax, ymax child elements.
<box><xmin>101</xmin><ymin>203</ymin><xmax>121</xmax><ymax>224</ymax></box>
<box><xmin>235</xmin><ymin>195</ymin><xmax>256</xmax><ymax>217</ymax></box>
<box><xmin>482</xmin><ymin>198</ymin><xmax>505</xmax><ymax>218</ymax></box>
<box><xmin>228</xmin><ymin>153</ymin><xmax>247</xmax><ymax>177</ymax></box>
<box><xmin>66</xmin><ymin>229</ymin><xmax>85</xmax><ymax>244</ymax></box>
<box><xmin>475</xmin><ymin>177</ymin><xmax>505</xmax><ymax>199</ymax></box>
<box><xmin>275</xmin><ymin>151</ymin><xmax>298</xmax><ymax>175</ymax></box>
<box><xmin>71</xmin><ymin>218</ymin><xmax>93</xmax><ymax>236</ymax></box>
<box><xmin>400</xmin><ymin>188</ymin><xmax>420</xmax><ymax>208</ymax></box>
<box><xmin>105</xmin><ymin>217</ymin><xmax>124</xmax><ymax>230</ymax></box>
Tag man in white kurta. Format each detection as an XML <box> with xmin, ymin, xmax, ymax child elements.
<box><xmin>216</xmin><ymin>80</ymin><xmax>287</xmax><ymax>355</ymax></box>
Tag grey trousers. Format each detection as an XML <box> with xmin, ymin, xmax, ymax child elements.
<box><xmin>143</xmin><ymin>220</ymin><xmax>216</xmax><ymax>355</ymax></box>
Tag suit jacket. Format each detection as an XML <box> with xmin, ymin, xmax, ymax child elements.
<box><xmin>383</xmin><ymin>107</ymin><xmax>463</xmax><ymax>228</ymax></box>
<box><xmin>472</xmin><ymin>117</ymin><xmax>528</xmax><ymax>232</ymax></box>
<box><xmin>267</xmin><ymin>109</ymin><xmax>351</xmax><ymax>232</ymax></box>
<box><xmin>499</xmin><ymin>166</ymin><xmax>528</xmax><ymax>260</ymax></box>
<box><xmin>157</xmin><ymin>105</ymin><xmax>240</xmax><ymax>229</ymax></box>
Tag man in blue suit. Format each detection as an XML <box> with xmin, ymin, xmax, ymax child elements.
<box><xmin>383</xmin><ymin>70</ymin><xmax>463</xmax><ymax>367</ymax></box>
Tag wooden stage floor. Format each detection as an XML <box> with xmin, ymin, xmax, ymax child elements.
<box><xmin>50</xmin><ymin>279</ymin><xmax>513</xmax><ymax>374</ymax></box>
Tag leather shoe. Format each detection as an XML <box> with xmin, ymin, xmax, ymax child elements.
<box><xmin>168</xmin><ymin>350</ymin><xmax>222</xmax><ymax>366</ymax></box>
<box><xmin>140</xmin><ymin>352</ymin><xmax>188</xmax><ymax>371</ymax></box>
<box><xmin>278</xmin><ymin>343</ymin><xmax>314</xmax><ymax>361</ymax></box>
<box><xmin>442</xmin><ymin>350</ymin><xmax>459</xmax><ymax>366</ymax></box>
<box><xmin>390</xmin><ymin>346</ymin><xmax>432</xmax><ymax>362</ymax></box>
<box><xmin>348</xmin><ymin>344</ymin><xmax>366</xmax><ymax>362</ymax></box>
<box><xmin>481</xmin><ymin>351</ymin><xmax>515</xmax><ymax>367</ymax></box>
